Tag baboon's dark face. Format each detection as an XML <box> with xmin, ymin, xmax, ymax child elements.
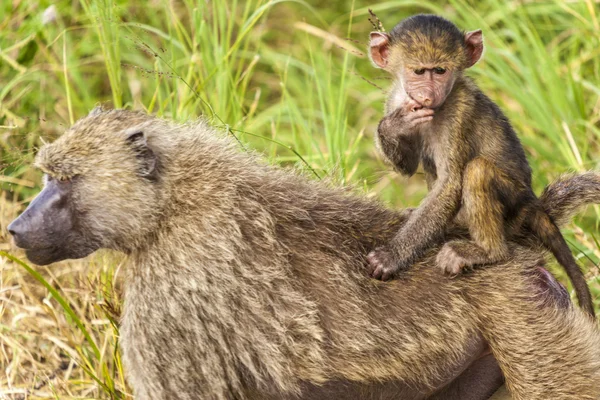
<box><xmin>8</xmin><ymin>110</ymin><xmax>161</xmax><ymax>265</ymax></box>
<box><xmin>8</xmin><ymin>176</ymin><xmax>101</xmax><ymax>265</ymax></box>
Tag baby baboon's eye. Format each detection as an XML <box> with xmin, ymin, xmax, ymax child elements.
<box><xmin>433</xmin><ymin>67</ymin><xmax>447</xmax><ymax>75</ymax></box>
<box><xmin>414</xmin><ymin>68</ymin><xmax>426</xmax><ymax>75</ymax></box>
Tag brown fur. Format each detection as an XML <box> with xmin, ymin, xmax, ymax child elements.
<box><xmin>367</xmin><ymin>14</ymin><xmax>594</xmax><ymax>317</ymax></box>
<box><xmin>22</xmin><ymin>109</ymin><xmax>600</xmax><ymax>399</ymax></box>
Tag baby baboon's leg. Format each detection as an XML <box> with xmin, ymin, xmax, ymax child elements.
<box><xmin>437</xmin><ymin>157</ymin><xmax>511</xmax><ymax>275</ymax></box>
<box><xmin>437</xmin><ymin>239</ymin><xmax>504</xmax><ymax>276</ymax></box>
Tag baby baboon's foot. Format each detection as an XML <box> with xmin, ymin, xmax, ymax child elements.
<box><xmin>436</xmin><ymin>242</ymin><xmax>472</xmax><ymax>277</ymax></box>
<box><xmin>367</xmin><ymin>247</ymin><xmax>400</xmax><ymax>281</ymax></box>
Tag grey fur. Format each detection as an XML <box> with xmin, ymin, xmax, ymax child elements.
<box><xmin>27</xmin><ymin>110</ymin><xmax>600</xmax><ymax>399</ymax></box>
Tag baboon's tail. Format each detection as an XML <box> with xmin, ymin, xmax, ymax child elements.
<box><xmin>533</xmin><ymin>171</ymin><xmax>600</xmax><ymax>318</ymax></box>
<box><xmin>539</xmin><ymin>172</ymin><xmax>600</xmax><ymax>228</ymax></box>
<box><xmin>527</xmin><ymin>208</ymin><xmax>595</xmax><ymax>317</ymax></box>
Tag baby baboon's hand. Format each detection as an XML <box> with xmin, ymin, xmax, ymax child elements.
<box><xmin>401</xmin><ymin>96</ymin><xmax>435</xmax><ymax>126</ymax></box>
<box><xmin>367</xmin><ymin>246</ymin><xmax>402</xmax><ymax>281</ymax></box>
<box><xmin>378</xmin><ymin>98</ymin><xmax>434</xmax><ymax>141</ymax></box>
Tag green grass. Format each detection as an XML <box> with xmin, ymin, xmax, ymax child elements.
<box><xmin>1</xmin><ymin>0</ymin><xmax>599</xmax><ymax>398</ymax></box>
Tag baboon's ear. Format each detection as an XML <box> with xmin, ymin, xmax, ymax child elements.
<box><xmin>124</xmin><ymin>128</ymin><xmax>158</xmax><ymax>180</ymax></box>
<box><xmin>464</xmin><ymin>30</ymin><xmax>484</xmax><ymax>68</ymax></box>
<box><xmin>369</xmin><ymin>32</ymin><xmax>392</xmax><ymax>69</ymax></box>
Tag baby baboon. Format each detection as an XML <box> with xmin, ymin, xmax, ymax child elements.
<box><xmin>367</xmin><ymin>14</ymin><xmax>595</xmax><ymax>317</ymax></box>
<box><xmin>8</xmin><ymin>109</ymin><xmax>600</xmax><ymax>400</ymax></box>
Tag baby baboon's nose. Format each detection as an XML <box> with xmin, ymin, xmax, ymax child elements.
<box><xmin>420</xmin><ymin>94</ymin><xmax>433</xmax><ymax>107</ymax></box>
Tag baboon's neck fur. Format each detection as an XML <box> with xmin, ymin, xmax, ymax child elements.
<box><xmin>125</xmin><ymin>116</ymin><xmax>417</xmax><ymax>394</ymax></box>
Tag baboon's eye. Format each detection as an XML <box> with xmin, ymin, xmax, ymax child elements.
<box><xmin>414</xmin><ymin>68</ymin><xmax>426</xmax><ymax>75</ymax></box>
<box><xmin>49</xmin><ymin>174</ymin><xmax>73</xmax><ymax>184</ymax></box>
<box><xmin>433</xmin><ymin>67</ymin><xmax>447</xmax><ymax>75</ymax></box>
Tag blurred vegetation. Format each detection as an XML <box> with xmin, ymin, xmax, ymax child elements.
<box><xmin>1</xmin><ymin>0</ymin><xmax>599</xmax><ymax>398</ymax></box>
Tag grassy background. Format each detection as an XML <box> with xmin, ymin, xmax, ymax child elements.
<box><xmin>1</xmin><ymin>0</ymin><xmax>599</xmax><ymax>398</ymax></box>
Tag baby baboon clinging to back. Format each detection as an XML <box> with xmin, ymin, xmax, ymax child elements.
<box><xmin>366</xmin><ymin>14</ymin><xmax>595</xmax><ymax>317</ymax></box>
<box><xmin>8</xmin><ymin>109</ymin><xmax>600</xmax><ymax>399</ymax></box>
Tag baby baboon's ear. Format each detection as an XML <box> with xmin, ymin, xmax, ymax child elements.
<box><xmin>464</xmin><ymin>30</ymin><xmax>484</xmax><ymax>67</ymax></box>
<box><xmin>369</xmin><ymin>32</ymin><xmax>392</xmax><ymax>69</ymax></box>
<box><xmin>124</xmin><ymin>128</ymin><xmax>158</xmax><ymax>180</ymax></box>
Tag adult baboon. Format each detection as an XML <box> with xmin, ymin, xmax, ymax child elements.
<box><xmin>8</xmin><ymin>109</ymin><xmax>600</xmax><ymax>400</ymax></box>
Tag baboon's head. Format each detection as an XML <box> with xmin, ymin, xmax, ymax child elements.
<box><xmin>369</xmin><ymin>14</ymin><xmax>483</xmax><ymax>109</ymax></box>
<box><xmin>8</xmin><ymin>109</ymin><xmax>163</xmax><ymax>265</ymax></box>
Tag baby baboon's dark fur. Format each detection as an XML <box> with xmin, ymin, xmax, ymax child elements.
<box><xmin>9</xmin><ymin>110</ymin><xmax>600</xmax><ymax>399</ymax></box>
